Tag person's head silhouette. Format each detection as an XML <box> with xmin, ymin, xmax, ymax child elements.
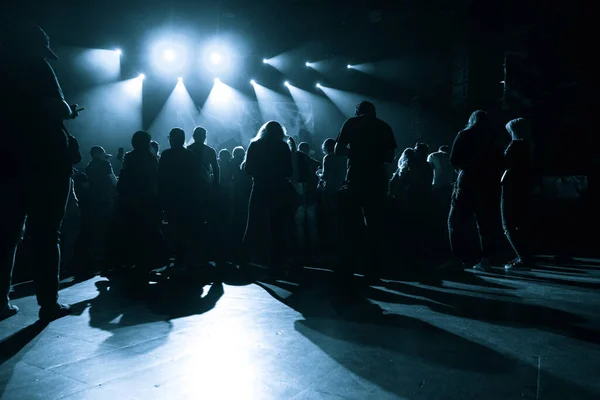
<box><xmin>169</xmin><ymin>128</ymin><xmax>186</xmax><ymax>148</ymax></box>
<box><xmin>193</xmin><ymin>127</ymin><xmax>207</xmax><ymax>144</ymax></box>
<box><xmin>355</xmin><ymin>101</ymin><xmax>376</xmax><ymax>117</ymax></box>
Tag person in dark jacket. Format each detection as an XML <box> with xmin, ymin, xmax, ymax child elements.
<box><xmin>446</xmin><ymin>110</ymin><xmax>506</xmax><ymax>270</ymax></box>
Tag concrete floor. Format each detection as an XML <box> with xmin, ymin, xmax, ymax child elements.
<box><xmin>1</xmin><ymin>258</ymin><xmax>599</xmax><ymax>400</ymax></box>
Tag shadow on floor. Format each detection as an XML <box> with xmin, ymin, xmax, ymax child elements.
<box><xmin>381</xmin><ymin>280</ymin><xmax>598</xmax><ymax>344</ymax></box>
<box><xmin>0</xmin><ymin>322</ymin><xmax>46</xmax><ymax>366</ymax></box>
<box><xmin>69</xmin><ymin>275</ymin><xmax>224</xmax><ymax>351</ymax></box>
<box><xmin>474</xmin><ymin>267</ymin><xmax>600</xmax><ymax>290</ymax></box>
<box><xmin>257</xmin><ymin>271</ymin><xmax>599</xmax><ymax>399</ymax></box>
<box><xmin>0</xmin><ymin>322</ymin><xmax>47</xmax><ymax>398</ymax></box>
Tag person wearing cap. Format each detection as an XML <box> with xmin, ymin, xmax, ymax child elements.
<box><xmin>0</xmin><ymin>24</ymin><xmax>82</xmax><ymax>321</ymax></box>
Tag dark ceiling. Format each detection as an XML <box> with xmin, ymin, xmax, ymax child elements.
<box><xmin>3</xmin><ymin>0</ymin><xmax>461</xmax><ymax>58</ymax></box>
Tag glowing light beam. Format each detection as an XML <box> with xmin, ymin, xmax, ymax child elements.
<box><xmin>74</xmin><ymin>48</ymin><xmax>121</xmax><ymax>85</ymax></box>
<box><xmin>252</xmin><ymin>82</ymin><xmax>291</xmax><ymax>122</ymax></box>
<box><xmin>148</xmin><ymin>79</ymin><xmax>198</xmax><ymax>149</ymax></box>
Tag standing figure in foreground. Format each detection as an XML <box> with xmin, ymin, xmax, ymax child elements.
<box><xmin>187</xmin><ymin>127</ymin><xmax>220</xmax><ymax>259</ymax></box>
<box><xmin>231</xmin><ymin>146</ymin><xmax>252</xmax><ymax>259</ymax></box>
<box><xmin>428</xmin><ymin>145</ymin><xmax>456</xmax><ymax>204</ymax></box>
<box><xmin>243</xmin><ymin>121</ymin><xmax>294</xmax><ymax>276</ymax></box>
<box><xmin>335</xmin><ymin>101</ymin><xmax>397</xmax><ymax>283</ymax></box>
<box><xmin>501</xmin><ymin>118</ymin><xmax>535</xmax><ymax>270</ymax></box>
<box><xmin>158</xmin><ymin>128</ymin><xmax>201</xmax><ymax>268</ymax></box>
<box><xmin>0</xmin><ymin>24</ymin><xmax>81</xmax><ymax>321</ymax></box>
<box><xmin>317</xmin><ymin>138</ymin><xmax>347</xmax><ymax>260</ymax></box>
<box><xmin>112</xmin><ymin>131</ymin><xmax>163</xmax><ymax>284</ymax></box>
<box><xmin>447</xmin><ymin>110</ymin><xmax>505</xmax><ymax>270</ymax></box>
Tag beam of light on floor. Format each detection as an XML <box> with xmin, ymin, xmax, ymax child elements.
<box><xmin>148</xmin><ymin>80</ymin><xmax>199</xmax><ymax>148</ymax></box>
<box><xmin>73</xmin><ymin>48</ymin><xmax>121</xmax><ymax>85</ymax></box>
<box><xmin>194</xmin><ymin>79</ymin><xmax>256</xmax><ymax>149</ymax></box>
<box><xmin>66</xmin><ymin>77</ymin><xmax>143</xmax><ymax>150</ymax></box>
<box><xmin>252</xmin><ymin>82</ymin><xmax>291</xmax><ymax>123</ymax></box>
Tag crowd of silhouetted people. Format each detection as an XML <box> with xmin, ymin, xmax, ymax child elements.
<box><xmin>0</xmin><ymin>23</ymin><xmax>545</xmax><ymax>322</ymax></box>
<box><xmin>56</xmin><ymin>106</ymin><xmax>535</xmax><ymax>289</ymax></box>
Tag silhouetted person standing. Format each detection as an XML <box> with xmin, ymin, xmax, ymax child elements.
<box><xmin>84</xmin><ymin>146</ymin><xmax>117</xmax><ymax>261</ymax></box>
<box><xmin>243</xmin><ymin>121</ymin><xmax>294</xmax><ymax>275</ymax></box>
<box><xmin>295</xmin><ymin>142</ymin><xmax>321</xmax><ymax>263</ymax></box>
<box><xmin>317</xmin><ymin>138</ymin><xmax>347</xmax><ymax>260</ymax></box>
<box><xmin>447</xmin><ymin>110</ymin><xmax>505</xmax><ymax>270</ymax></box>
<box><xmin>0</xmin><ymin>24</ymin><xmax>81</xmax><ymax>321</ymax></box>
<box><xmin>188</xmin><ymin>127</ymin><xmax>220</xmax><ymax>191</ymax></box>
<box><xmin>158</xmin><ymin>128</ymin><xmax>201</xmax><ymax>267</ymax></box>
<box><xmin>335</xmin><ymin>101</ymin><xmax>397</xmax><ymax>283</ymax></box>
<box><xmin>427</xmin><ymin>145</ymin><xmax>456</xmax><ymax>255</ymax></box>
<box><xmin>502</xmin><ymin>118</ymin><xmax>534</xmax><ymax>270</ymax></box>
<box><xmin>231</xmin><ymin>146</ymin><xmax>252</xmax><ymax>258</ymax></box>
<box><xmin>112</xmin><ymin>131</ymin><xmax>162</xmax><ymax>284</ymax></box>
<box><xmin>150</xmin><ymin>140</ymin><xmax>160</xmax><ymax>160</ymax></box>
<box><xmin>318</xmin><ymin>138</ymin><xmax>346</xmax><ymax>194</ymax></box>
<box><xmin>188</xmin><ymin>127</ymin><xmax>220</xmax><ymax>259</ymax></box>
<box><xmin>428</xmin><ymin>145</ymin><xmax>455</xmax><ymax>194</ymax></box>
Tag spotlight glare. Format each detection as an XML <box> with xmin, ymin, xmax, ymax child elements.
<box><xmin>347</xmin><ymin>64</ymin><xmax>352</xmax><ymax>69</ymax></box>
<box><xmin>210</xmin><ymin>52</ymin><xmax>222</xmax><ymax>64</ymax></box>
<box><xmin>214</xmin><ymin>77</ymin><xmax>220</xmax><ymax>83</ymax></box>
<box><xmin>305</xmin><ymin>62</ymin><xmax>311</xmax><ymax>67</ymax></box>
<box><xmin>316</xmin><ymin>83</ymin><xmax>322</xmax><ymax>88</ymax></box>
<box><xmin>284</xmin><ymin>81</ymin><xmax>290</xmax><ymax>87</ymax></box>
<box><xmin>115</xmin><ymin>48</ymin><xmax>122</xmax><ymax>56</ymax></box>
<box><xmin>138</xmin><ymin>73</ymin><xmax>145</xmax><ymax>80</ymax></box>
<box><xmin>178</xmin><ymin>77</ymin><xmax>183</xmax><ymax>82</ymax></box>
<box><xmin>163</xmin><ymin>49</ymin><xmax>175</xmax><ymax>61</ymax></box>
<box><xmin>250</xmin><ymin>79</ymin><xmax>256</xmax><ymax>85</ymax></box>
<box><xmin>262</xmin><ymin>58</ymin><xmax>268</xmax><ymax>63</ymax></box>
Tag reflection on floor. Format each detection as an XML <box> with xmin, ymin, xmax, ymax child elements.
<box><xmin>1</xmin><ymin>257</ymin><xmax>599</xmax><ymax>400</ymax></box>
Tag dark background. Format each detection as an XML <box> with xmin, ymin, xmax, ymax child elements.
<box><xmin>1</xmin><ymin>0</ymin><xmax>588</xmax><ymax>171</ymax></box>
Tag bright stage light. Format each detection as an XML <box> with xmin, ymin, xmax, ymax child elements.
<box><xmin>138</xmin><ymin>73</ymin><xmax>145</xmax><ymax>79</ymax></box>
<box><xmin>250</xmin><ymin>79</ymin><xmax>256</xmax><ymax>85</ymax></box>
<box><xmin>263</xmin><ymin>58</ymin><xmax>268</xmax><ymax>64</ymax></box>
<box><xmin>178</xmin><ymin>77</ymin><xmax>183</xmax><ymax>82</ymax></box>
<box><xmin>284</xmin><ymin>81</ymin><xmax>290</xmax><ymax>87</ymax></box>
<box><xmin>202</xmin><ymin>44</ymin><xmax>232</xmax><ymax>74</ymax></box>
<box><xmin>163</xmin><ymin>49</ymin><xmax>176</xmax><ymax>61</ymax></box>
<box><xmin>210</xmin><ymin>52</ymin><xmax>222</xmax><ymax>64</ymax></box>
<box><xmin>316</xmin><ymin>83</ymin><xmax>322</xmax><ymax>88</ymax></box>
<box><xmin>150</xmin><ymin>38</ymin><xmax>190</xmax><ymax>76</ymax></box>
<box><xmin>214</xmin><ymin>77</ymin><xmax>221</xmax><ymax>83</ymax></box>
<box><xmin>347</xmin><ymin>64</ymin><xmax>352</xmax><ymax>69</ymax></box>
<box><xmin>305</xmin><ymin>62</ymin><xmax>311</xmax><ymax>67</ymax></box>
<box><xmin>115</xmin><ymin>49</ymin><xmax>122</xmax><ymax>56</ymax></box>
